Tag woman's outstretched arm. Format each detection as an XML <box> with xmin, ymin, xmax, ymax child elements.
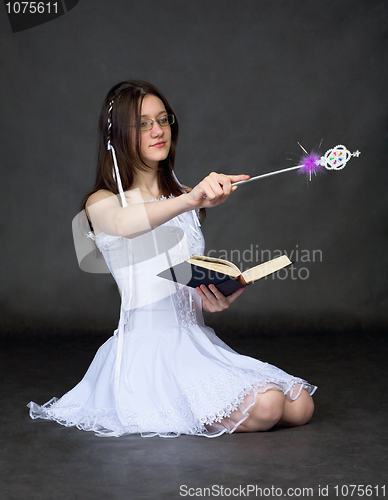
<box><xmin>86</xmin><ymin>172</ymin><xmax>249</xmax><ymax>238</ymax></box>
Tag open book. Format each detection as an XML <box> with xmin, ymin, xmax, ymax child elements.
<box><xmin>157</xmin><ymin>254</ymin><xmax>292</xmax><ymax>296</ymax></box>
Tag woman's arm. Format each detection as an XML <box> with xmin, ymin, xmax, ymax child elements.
<box><xmin>86</xmin><ymin>172</ymin><xmax>249</xmax><ymax>238</ymax></box>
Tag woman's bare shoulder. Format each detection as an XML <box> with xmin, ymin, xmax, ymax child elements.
<box><xmin>85</xmin><ymin>190</ymin><xmax>119</xmax><ymax>221</ymax></box>
<box><xmin>86</xmin><ymin>189</ymin><xmax>116</xmax><ymax>208</ymax></box>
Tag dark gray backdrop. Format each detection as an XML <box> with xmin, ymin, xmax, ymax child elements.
<box><xmin>1</xmin><ymin>0</ymin><xmax>387</xmax><ymax>335</ymax></box>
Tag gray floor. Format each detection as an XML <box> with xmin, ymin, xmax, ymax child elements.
<box><xmin>1</xmin><ymin>323</ymin><xmax>387</xmax><ymax>500</ymax></box>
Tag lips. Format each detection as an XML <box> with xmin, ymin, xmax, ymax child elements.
<box><xmin>150</xmin><ymin>142</ymin><xmax>166</xmax><ymax>148</ymax></box>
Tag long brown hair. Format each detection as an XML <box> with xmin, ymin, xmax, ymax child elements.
<box><xmin>81</xmin><ymin>80</ymin><xmax>185</xmax><ymax>210</ymax></box>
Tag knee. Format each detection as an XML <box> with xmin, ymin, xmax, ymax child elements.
<box><xmin>250</xmin><ymin>390</ymin><xmax>285</xmax><ymax>430</ymax></box>
<box><xmin>299</xmin><ymin>392</ymin><xmax>315</xmax><ymax>424</ymax></box>
<box><xmin>289</xmin><ymin>390</ymin><xmax>315</xmax><ymax>426</ymax></box>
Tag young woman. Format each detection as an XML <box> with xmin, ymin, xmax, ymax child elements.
<box><xmin>28</xmin><ymin>81</ymin><xmax>316</xmax><ymax>437</ymax></box>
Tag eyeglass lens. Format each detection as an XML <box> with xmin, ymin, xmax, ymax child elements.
<box><xmin>140</xmin><ymin>114</ymin><xmax>175</xmax><ymax>132</ymax></box>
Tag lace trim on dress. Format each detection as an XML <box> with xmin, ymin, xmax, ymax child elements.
<box><xmin>28</xmin><ymin>368</ymin><xmax>316</xmax><ymax>438</ymax></box>
<box><xmin>142</xmin><ymin>194</ymin><xmax>173</xmax><ymax>203</ymax></box>
<box><xmin>171</xmin><ymin>285</ymin><xmax>197</xmax><ymax>327</ymax></box>
<box><xmin>86</xmin><ymin>231</ymin><xmax>118</xmax><ymax>245</ymax></box>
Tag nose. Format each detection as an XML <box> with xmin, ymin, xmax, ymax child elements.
<box><xmin>150</xmin><ymin>120</ymin><xmax>163</xmax><ymax>137</ymax></box>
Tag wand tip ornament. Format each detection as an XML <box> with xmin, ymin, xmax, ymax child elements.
<box><xmin>298</xmin><ymin>144</ymin><xmax>361</xmax><ymax>181</ymax></box>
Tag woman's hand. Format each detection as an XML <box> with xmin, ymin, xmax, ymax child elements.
<box><xmin>186</xmin><ymin>172</ymin><xmax>250</xmax><ymax>209</ymax></box>
<box><xmin>196</xmin><ymin>284</ymin><xmax>245</xmax><ymax>313</ymax></box>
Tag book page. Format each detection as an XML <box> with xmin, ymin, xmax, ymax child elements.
<box><xmin>187</xmin><ymin>256</ymin><xmax>241</xmax><ymax>277</ymax></box>
<box><xmin>242</xmin><ymin>255</ymin><xmax>291</xmax><ymax>283</ymax></box>
<box><xmin>188</xmin><ymin>255</ymin><xmax>241</xmax><ymax>274</ymax></box>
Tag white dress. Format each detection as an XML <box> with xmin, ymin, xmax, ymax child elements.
<box><xmin>28</xmin><ymin>193</ymin><xmax>317</xmax><ymax>438</ymax></box>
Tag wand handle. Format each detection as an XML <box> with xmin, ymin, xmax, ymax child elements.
<box><xmin>233</xmin><ymin>165</ymin><xmax>302</xmax><ymax>186</ymax></box>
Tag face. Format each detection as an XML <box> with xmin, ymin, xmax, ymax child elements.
<box><xmin>138</xmin><ymin>94</ymin><xmax>172</xmax><ymax>168</ymax></box>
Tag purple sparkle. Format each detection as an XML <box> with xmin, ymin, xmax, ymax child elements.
<box><xmin>298</xmin><ymin>152</ymin><xmax>324</xmax><ymax>176</ymax></box>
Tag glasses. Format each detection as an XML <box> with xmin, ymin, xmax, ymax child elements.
<box><xmin>138</xmin><ymin>114</ymin><xmax>175</xmax><ymax>133</ymax></box>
